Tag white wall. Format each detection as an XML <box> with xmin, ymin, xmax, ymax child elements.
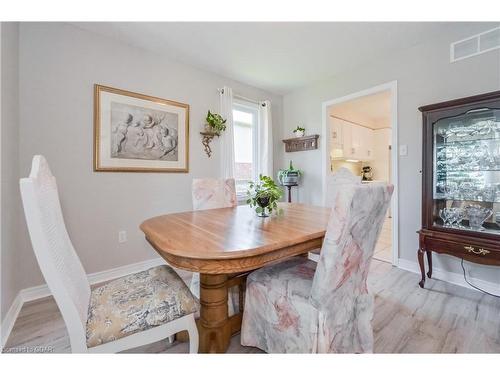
<box><xmin>1</xmin><ymin>23</ymin><xmax>20</xmax><ymax>322</ymax></box>
<box><xmin>282</xmin><ymin>24</ymin><xmax>500</xmax><ymax>284</ymax></box>
<box><xmin>6</xmin><ymin>22</ymin><xmax>282</xmax><ymax>300</ymax></box>
<box><xmin>371</xmin><ymin>128</ymin><xmax>391</xmax><ymax>183</ymax></box>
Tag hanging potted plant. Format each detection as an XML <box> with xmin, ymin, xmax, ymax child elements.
<box><xmin>277</xmin><ymin>160</ymin><xmax>303</xmax><ymax>186</ymax></box>
<box><xmin>247</xmin><ymin>175</ymin><xmax>284</xmax><ymax>217</ymax></box>
<box><xmin>293</xmin><ymin>126</ymin><xmax>305</xmax><ymax>137</ymax></box>
<box><xmin>205</xmin><ymin>110</ymin><xmax>227</xmax><ymax>135</ymax></box>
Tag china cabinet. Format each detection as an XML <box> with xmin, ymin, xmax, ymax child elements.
<box><xmin>418</xmin><ymin>90</ymin><xmax>500</xmax><ymax>288</ymax></box>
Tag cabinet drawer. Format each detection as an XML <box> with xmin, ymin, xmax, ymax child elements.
<box><xmin>424</xmin><ymin>236</ymin><xmax>500</xmax><ymax>265</ymax></box>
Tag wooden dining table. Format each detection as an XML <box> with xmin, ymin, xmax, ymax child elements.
<box><xmin>140</xmin><ymin>202</ymin><xmax>331</xmax><ymax>353</ymax></box>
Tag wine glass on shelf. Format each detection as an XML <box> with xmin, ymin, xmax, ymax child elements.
<box><xmin>437</xmin><ymin>126</ymin><xmax>452</xmax><ymax>141</ymax></box>
<box><xmin>439</xmin><ymin>208</ymin><xmax>448</xmax><ymax>227</ymax></box>
<box><xmin>454</xmin><ymin>208</ymin><xmax>465</xmax><ymax>228</ymax></box>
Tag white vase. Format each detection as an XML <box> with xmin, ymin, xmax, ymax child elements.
<box><xmin>295</xmin><ymin>130</ymin><xmax>304</xmax><ymax>137</ymax></box>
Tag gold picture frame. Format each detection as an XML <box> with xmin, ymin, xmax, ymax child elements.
<box><xmin>94</xmin><ymin>84</ymin><xmax>189</xmax><ymax>172</ymax></box>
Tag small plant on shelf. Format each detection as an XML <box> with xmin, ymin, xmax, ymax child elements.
<box><xmin>247</xmin><ymin>175</ymin><xmax>284</xmax><ymax>217</ymax></box>
<box><xmin>277</xmin><ymin>160</ymin><xmax>302</xmax><ymax>186</ymax></box>
<box><xmin>293</xmin><ymin>126</ymin><xmax>305</xmax><ymax>137</ymax></box>
<box><xmin>205</xmin><ymin>110</ymin><xmax>227</xmax><ymax>135</ymax></box>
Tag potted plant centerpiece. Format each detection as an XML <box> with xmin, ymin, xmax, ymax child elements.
<box><xmin>205</xmin><ymin>110</ymin><xmax>227</xmax><ymax>135</ymax></box>
<box><xmin>293</xmin><ymin>126</ymin><xmax>305</xmax><ymax>137</ymax></box>
<box><xmin>247</xmin><ymin>175</ymin><xmax>284</xmax><ymax>217</ymax></box>
<box><xmin>277</xmin><ymin>160</ymin><xmax>302</xmax><ymax>186</ymax></box>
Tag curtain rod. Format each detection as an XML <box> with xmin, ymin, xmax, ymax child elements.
<box><xmin>218</xmin><ymin>88</ymin><xmax>265</xmax><ymax>106</ymax></box>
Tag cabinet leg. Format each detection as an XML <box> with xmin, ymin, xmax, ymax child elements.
<box><xmin>426</xmin><ymin>250</ymin><xmax>432</xmax><ymax>279</ymax></box>
<box><xmin>417</xmin><ymin>248</ymin><xmax>426</xmax><ymax>288</ymax></box>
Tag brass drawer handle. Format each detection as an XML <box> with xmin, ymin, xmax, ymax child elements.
<box><xmin>464</xmin><ymin>245</ymin><xmax>490</xmax><ymax>256</ymax></box>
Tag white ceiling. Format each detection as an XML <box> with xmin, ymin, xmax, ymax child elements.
<box><xmin>71</xmin><ymin>22</ymin><xmax>496</xmax><ymax>95</ymax></box>
<box><xmin>329</xmin><ymin>90</ymin><xmax>391</xmax><ymax>129</ymax></box>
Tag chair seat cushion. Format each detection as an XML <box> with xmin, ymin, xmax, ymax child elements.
<box><xmin>86</xmin><ymin>265</ymin><xmax>198</xmax><ymax>348</ymax></box>
<box><xmin>241</xmin><ymin>257</ymin><xmax>319</xmax><ymax>353</ymax></box>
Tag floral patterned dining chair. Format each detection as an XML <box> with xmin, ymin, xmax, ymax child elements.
<box><xmin>192</xmin><ymin>178</ymin><xmax>237</xmax><ymax>210</ymax></box>
<box><xmin>309</xmin><ymin>167</ymin><xmax>362</xmax><ymax>262</ymax></box>
<box><xmin>191</xmin><ymin>178</ymin><xmax>239</xmax><ymax>315</ymax></box>
<box><xmin>241</xmin><ymin>182</ymin><xmax>393</xmax><ymax>353</ymax></box>
<box><xmin>20</xmin><ymin>156</ymin><xmax>199</xmax><ymax>353</ymax></box>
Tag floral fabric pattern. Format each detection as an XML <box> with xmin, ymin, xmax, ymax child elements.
<box><xmin>325</xmin><ymin>167</ymin><xmax>361</xmax><ymax>207</ymax></box>
<box><xmin>192</xmin><ymin>178</ymin><xmax>236</xmax><ymax>210</ymax></box>
<box><xmin>241</xmin><ymin>183</ymin><xmax>393</xmax><ymax>353</ymax></box>
<box><xmin>241</xmin><ymin>257</ymin><xmax>318</xmax><ymax>353</ymax></box>
<box><xmin>86</xmin><ymin>265</ymin><xmax>198</xmax><ymax>348</ymax></box>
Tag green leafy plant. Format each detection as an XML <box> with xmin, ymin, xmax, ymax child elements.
<box><xmin>277</xmin><ymin>160</ymin><xmax>303</xmax><ymax>185</ymax></box>
<box><xmin>293</xmin><ymin>126</ymin><xmax>305</xmax><ymax>133</ymax></box>
<box><xmin>246</xmin><ymin>175</ymin><xmax>284</xmax><ymax>216</ymax></box>
<box><xmin>206</xmin><ymin>110</ymin><xmax>227</xmax><ymax>135</ymax></box>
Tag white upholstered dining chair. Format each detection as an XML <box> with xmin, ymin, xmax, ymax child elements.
<box><xmin>241</xmin><ymin>182</ymin><xmax>393</xmax><ymax>353</ymax></box>
<box><xmin>190</xmin><ymin>178</ymin><xmax>239</xmax><ymax>315</ymax></box>
<box><xmin>20</xmin><ymin>155</ymin><xmax>199</xmax><ymax>353</ymax></box>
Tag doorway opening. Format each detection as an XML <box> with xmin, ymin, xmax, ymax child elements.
<box><xmin>321</xmin><ymin>81</ymin><xmax>398</xmax><ymax>265</ymax></box>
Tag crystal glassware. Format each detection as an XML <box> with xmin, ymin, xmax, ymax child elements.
<box><xmin>465</xmin><ymin>205</ymin><xmax>493</xmax><ymax>231</ymax></box>
<box><xmin>439</xmin><ymin>208</ymin><xmax>448</xmax><ymax>226</ymax></box>
<box><xmin>481</xmin><ymin>184</ymin><xmax>496</xmax><ymax>202</ymax></box>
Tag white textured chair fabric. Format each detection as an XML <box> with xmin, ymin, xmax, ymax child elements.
<box><xmin>191</xmin><ymin>178</ymin><xmax>238</xmax><ymax>315</ymax></box>
<box><xmin>20</xmin><ymin>156</ymin><xmax>198</xmax><ymax>353</ymax></box>
<box><xmin>19</xmin><ymin>155</ymin><xmax>91</xmax><ymax>340</ymax></box>
<box><xmin>241</xmin><ymin>183</ymin><xmax>393</xmax><ymax>353</ymax></box>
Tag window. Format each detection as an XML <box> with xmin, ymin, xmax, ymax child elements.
<box><xmin>233</xmin><ymin>100</ymin><xmax>258</xmax><ymax>196</ymax></box>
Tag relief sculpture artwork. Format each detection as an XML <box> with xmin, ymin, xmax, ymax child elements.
<box><xmin>94</xmin><ymin>84</ymin><xmax>189</xmax><ymax>172</ymax></box>
<box><xmin>111</xmin><ymin>103</ymin><xmax>179</xmax><ymax>161</ymax></box>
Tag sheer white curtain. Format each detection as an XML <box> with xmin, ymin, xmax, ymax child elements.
<box><xmin>257</xmin><ymin>100</ymin><xmax>273</xmax><ymax>177</ymax></box>
<box><xmin>219</xmin><ymin>86</ymin><xmax>235</xmax><ymax>179</ymax></box>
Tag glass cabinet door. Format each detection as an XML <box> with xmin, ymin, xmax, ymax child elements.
<box><xmin>433</xmin><ymin>107</ymin><xmax>500</xmax><ymax>235</ymax></box>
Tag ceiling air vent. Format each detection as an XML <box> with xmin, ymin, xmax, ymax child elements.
<box><xmin>450</xmin><ymin>26</ymin><xmax>500</xmax><ymax>62</ymax></box>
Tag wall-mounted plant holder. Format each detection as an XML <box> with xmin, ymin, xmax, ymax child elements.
<box><xmin>282</xmin><ymin>134</ymin><xmax>319</xmax><ymax>152</ymax></box>
<box><xmin>200</xmin><ymin>131</ymin><xmax>219</xmax><ymax>157</ymax></box>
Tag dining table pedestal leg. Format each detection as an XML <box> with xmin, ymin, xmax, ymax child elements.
<box><xmin>199</xmin><ymin>273</ymin><xmax>231</xmax><ymax>353</ymax></box>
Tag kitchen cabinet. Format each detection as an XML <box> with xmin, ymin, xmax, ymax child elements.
<box><xmin>330</xmin><ymin>117</ymin><xmax>374</xmax><ymax>161</ymax></box>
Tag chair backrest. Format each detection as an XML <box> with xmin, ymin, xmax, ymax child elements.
<box><xmin>20</xmin><ymin>156</ymin><xmax>90</xmax><ymax>352</ymax></box>
<box><xmin>311</xmin><ymin>182</ymin><xmax>393</xmax><ymax>353</ymax></box>
<box><xmin>325</xmin><ymin>167</ymin><xmax>361</xmax><ymax>207</ymax></box>
<box><xmin>192</xmin><ymin>178</ymin><xmax>237</xmax><ymax>210</ymax></box>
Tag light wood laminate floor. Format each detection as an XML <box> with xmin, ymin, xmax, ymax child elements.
<box><xmin>373</xmin><ymin>217</ymin><xmax>392</xmax><ymax>263</ymax></box>
<box><xmin>3</xmin><ymin>259</ymin><xmax>500</xmax><ymax>353</ymax></box>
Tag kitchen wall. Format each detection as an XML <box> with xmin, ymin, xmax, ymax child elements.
<box><xmin>282</xmin><ymin>23</ymin><xmax>500</xmax><ymax>283</ymax></box>
<box><xmin>2</xmin><ymin>22</ymin><xmax>283</xmax><ymax>317</ymax></box>
<box><xmin>331</xmin><ymin>160</ymin><xmax>362</xmax><ymax>176</ymax></box>
<box><xmin>1</xmin><ymin>23</ymin><xmax>20</xmax><ymax>322</ymax></box>
<box><xmin>371</xmin><ymin>128</ymin><xmax>391</xmax><ymax>183</ymax></box>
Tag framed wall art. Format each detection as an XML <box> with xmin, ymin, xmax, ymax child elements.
<box><xmin>94</xmin><ymin>84</ymin><xmax>189</xmax><ymax>172</ymax></box>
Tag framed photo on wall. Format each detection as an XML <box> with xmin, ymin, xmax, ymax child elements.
<box><xmin>94</xmin><ymin>84</ymin><xmax>189</xmax><ymax>172</ymax></box>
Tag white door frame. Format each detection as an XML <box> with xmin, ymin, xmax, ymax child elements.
<box><xmin>321</xmin><ymin>81</ymin><xmax>399</xmax><ymax>266</ymax></box>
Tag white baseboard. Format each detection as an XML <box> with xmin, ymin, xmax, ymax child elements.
<box><xmin>397</xmin><ymin>258</ymin><xmax>500</xmax><ymax>295</ymax></box>
<box><xmin>1</xmin><ymin>293</ymin><xmax>23</xmax><ymax>349</ymax></box>
<box><xmin>20</xmin><ymin>257</ymin><xmax>166</xmax><ymax>303</ymax></box>
<box><xmin>1</xmin><ymin>257</ymin><xmax>167</xmax><ymax>348</ymax></box>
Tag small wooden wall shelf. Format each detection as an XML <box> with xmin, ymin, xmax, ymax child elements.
<box><xmin>282</xmin><ymin>134</ymin><xmax>319</xmax><ymax>152</ymax></box>
<box><xmin>200</xmin><ymin>131</ymin><xmax>219</xmax><ymax>157</ymax></box>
